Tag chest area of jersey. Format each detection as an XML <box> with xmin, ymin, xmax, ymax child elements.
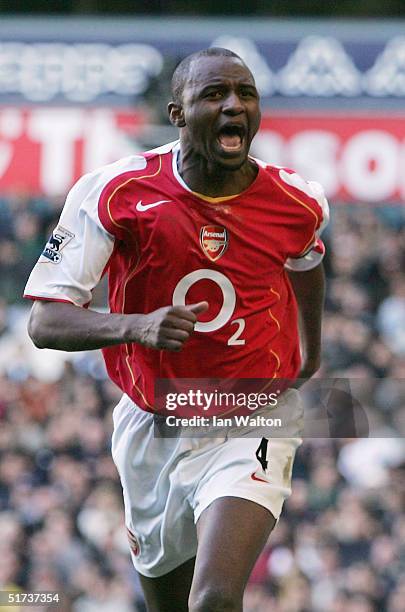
<box><xmin>133</xmin><ymin>194</ymin><xmax>289</xmax><ymax>275</ymax></box>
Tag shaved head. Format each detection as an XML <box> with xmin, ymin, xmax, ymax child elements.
<box><xmin>171</xmin><ymin>47</ymin><xmax>249</xmax><ymax>104</ymax></box>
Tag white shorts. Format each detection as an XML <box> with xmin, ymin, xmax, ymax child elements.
<box><xmin>111</xmin><ymin>389</ymin><xmax>303</xmax><ymax>578</ymax></box>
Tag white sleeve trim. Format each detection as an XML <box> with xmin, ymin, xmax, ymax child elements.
<box><xmin>285</xmin><ymin>247</ymin><xmax>324</xmax><ymax>272</ymax></box>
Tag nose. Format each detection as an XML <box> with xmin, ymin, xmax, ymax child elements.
<box><xmin>222</xmin><ymin>91</ymin><xmax>244</xmax><ymax>115</ymax></box>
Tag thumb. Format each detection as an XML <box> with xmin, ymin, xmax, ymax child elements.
<box><xmin>186</xmin><ymin>301</ymin><xmax>209</xmax><ymax>315</ymax></box>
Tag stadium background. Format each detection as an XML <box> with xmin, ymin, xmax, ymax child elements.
<box><xmin>0</xmin><ymin>3</ymin><xmax>404</xmax><ymax>611</ymax></box>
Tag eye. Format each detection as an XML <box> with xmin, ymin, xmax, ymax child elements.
<box><xmin>203</xmin><ymin>90</ymin><xmax>223</xmax><ymax>100</ymax></box>
<box><xmin>240</xmin><ymin>89</ymin><xmax>257</xmax><ymax>98</ymax></box>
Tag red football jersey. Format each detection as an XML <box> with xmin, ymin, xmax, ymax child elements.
<box><xmin>24</xmin><ymin>141</ymin><xmax>328</xmax><ymax>412</ymax></box>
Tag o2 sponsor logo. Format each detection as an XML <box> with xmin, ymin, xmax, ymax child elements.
<box><xmin>173</xmin><ymin>269</ymin><xmax>245</xmax><ymax>345</ymax></box>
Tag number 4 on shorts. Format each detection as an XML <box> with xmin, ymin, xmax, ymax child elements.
<box><xmin>255</xmin><ymin>438</ymin><xmax>269</xmax><ymax>472</ymax></box>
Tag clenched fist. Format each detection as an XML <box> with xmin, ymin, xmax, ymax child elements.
<box><xmin>139</xmin><ymin>302</ymin><xmax>209</xmax><ymax>351</ymax></box>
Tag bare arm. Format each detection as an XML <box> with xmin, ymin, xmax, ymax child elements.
<box><xmin>28</xmin><ymin>300</ymin><xmax>208</xmax><ymax>353</ymax></box>
<box><xmin>287</xmin><ymin>262</ymin><xmax>325</xmax><ymax>380</ymax></box>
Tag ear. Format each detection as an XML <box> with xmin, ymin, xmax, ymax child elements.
<box><xmin>168</xmin><ymin>102</ymin><xmax>186</xmax><ymax>128</ymax></box>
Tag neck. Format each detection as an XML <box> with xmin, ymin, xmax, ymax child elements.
<box><xmin>177</xmin><ymin>141</ymin><xmax>258</xmax><ymax>198</ymax></box>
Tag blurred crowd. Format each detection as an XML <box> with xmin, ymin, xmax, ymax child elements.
<box><xmin>0</xmin><ymin>191</ymin><xmax>404</xmax><ymax>611</ymax></box>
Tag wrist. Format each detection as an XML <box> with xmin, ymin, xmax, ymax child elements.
<box><xmin>120</xmin><ymin>313</ymin><xmax>146</xmax><ymax>344</ymax></box>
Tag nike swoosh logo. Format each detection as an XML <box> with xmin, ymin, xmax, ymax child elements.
<box><xmin>251</xmin><ymin>472</ymin><xmax>269</xmax><ymax>483</ymax></box>
<box><xmin>136</xmin><ymin>199</ymin><xmax>172</xmax><ymax>211</ymax></box>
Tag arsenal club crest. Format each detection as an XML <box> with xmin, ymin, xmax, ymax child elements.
<box><xmin>200</xmin><ymin>225</ymin><xmax>229</xmax><ymax>261</ymax></box>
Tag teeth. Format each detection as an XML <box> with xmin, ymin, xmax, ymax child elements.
<box><xmin>218</xmin><ymin>133</ymin><xmax>242</xmax><ymax>151</ymax></box>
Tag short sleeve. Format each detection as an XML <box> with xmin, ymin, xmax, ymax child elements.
<box><xmin>284</xmin><ymin>179</ymin><xmax>330</xmax><ymax>272</ymax></box>
<box><xmin>24</xmin><ymin>172</ymin><xmax>115</xmax><ymax>307</ymax></box>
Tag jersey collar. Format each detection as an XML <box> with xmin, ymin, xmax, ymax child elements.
<box><xmin>171</xmin><ymin>141</ymin><xmax>247</xmax><ymax>204</ymax></box>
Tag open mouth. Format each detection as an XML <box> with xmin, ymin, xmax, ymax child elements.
<box><xmin>217</xmin><ymin>125</ymin><xmax>246</xmax><ymax>153</ymax></box>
